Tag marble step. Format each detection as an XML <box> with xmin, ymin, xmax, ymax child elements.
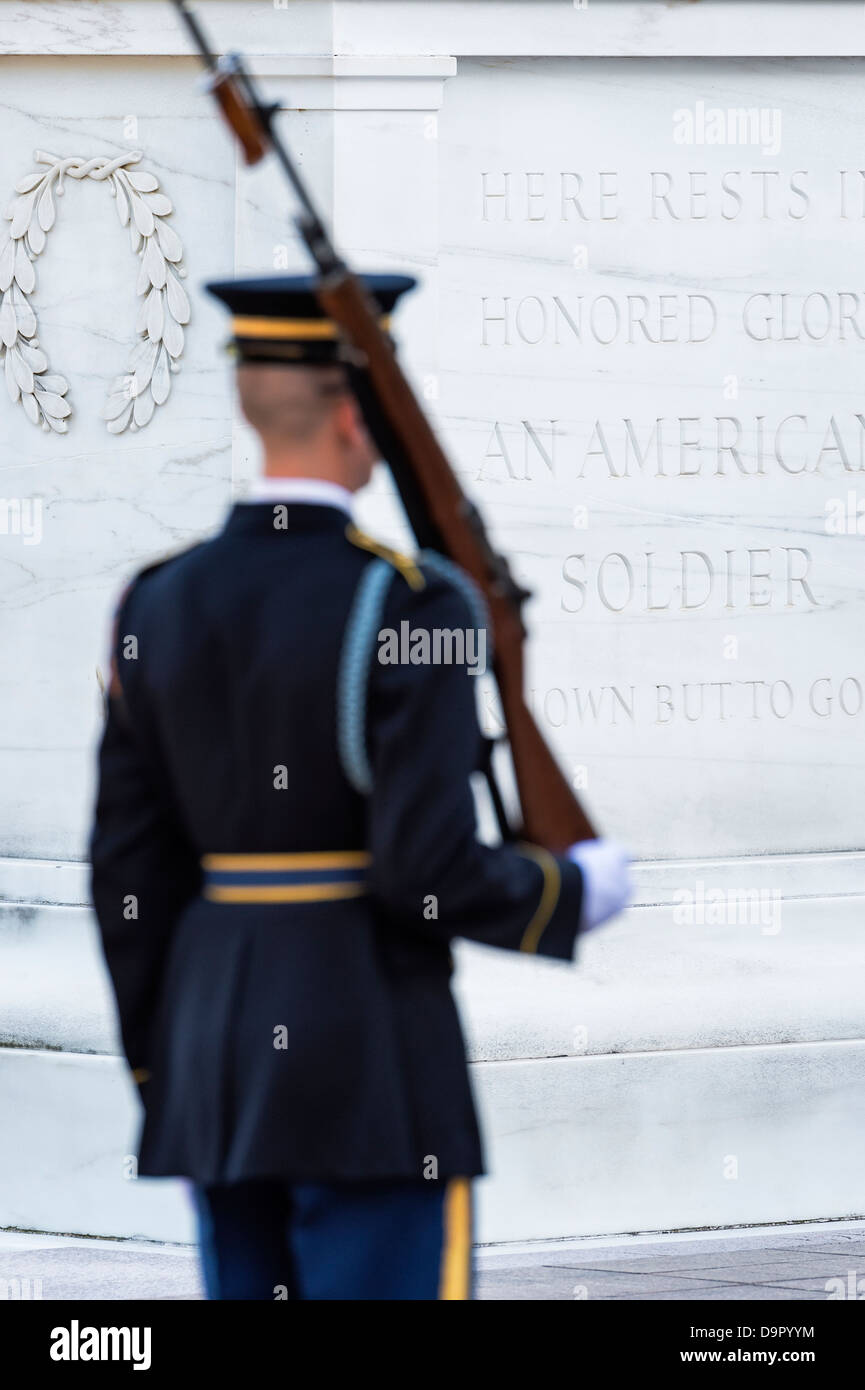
<box><xmin>2</xmin><ymin>888</ymin><xmax>864</xmax><ymax>1061</ymax></box>
<box><xmin>1</xmin><ymin>1038</ymin><xmax>864</xmax><ymax>1244</ymax></box>
<box><xmin>1</xmin><ymin>853</ymin><xmax>862</xmax><ymax>1242</ymax></box>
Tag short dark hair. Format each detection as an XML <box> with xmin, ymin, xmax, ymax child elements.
<box><xmin>236</xmin><ymin>364</ymin><xmax>350</xmax><ymax>443</ymax></box>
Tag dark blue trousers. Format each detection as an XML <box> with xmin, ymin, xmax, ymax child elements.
<box><xmin>193</xmin><ymin>1176</ymin><xmax>472</xmax><ymax>1300</ymax></box>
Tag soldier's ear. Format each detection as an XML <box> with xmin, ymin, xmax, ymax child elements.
<box><xmin>333</xmin><ymin>392</ymin><xmax>367</xmax><ymax>445</ymax></box>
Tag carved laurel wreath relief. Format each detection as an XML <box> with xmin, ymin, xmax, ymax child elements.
<box><xmin>0</xmin><ymin>151</ymin><xmax>189</xmax><ymax>434</ymax></box>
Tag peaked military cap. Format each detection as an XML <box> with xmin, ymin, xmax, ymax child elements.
<box><xmin>205</xmin><ymin>272</ymin><xmax>417</xmax><ymax>364</ymax></box>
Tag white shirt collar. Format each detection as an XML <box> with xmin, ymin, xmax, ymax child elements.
<box><xmin>242</xmin><ymin>476</ymin><xmax>354</xmax><ymax>516</ymax></box>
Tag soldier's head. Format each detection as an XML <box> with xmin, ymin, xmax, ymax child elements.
<box><xmin>235</xmin><ymin>361</ymin><xmax>376</xmax><ymax>493</ymax></box>
<box><xmin>206</xmin><ymin>272</ymin><xmax>417</xmax><ymax>494</ymax></box>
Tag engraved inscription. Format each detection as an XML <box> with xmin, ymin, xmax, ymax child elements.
<box><xmin>441</xmin><ymin>59</ymin><xmax>865</xmax><ymax>851</ymax></box>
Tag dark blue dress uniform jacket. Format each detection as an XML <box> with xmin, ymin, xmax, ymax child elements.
<box><xmin>90</xmin><ymin>501</ymin><xmax>584</xmax><ymax>1183</ymax></box>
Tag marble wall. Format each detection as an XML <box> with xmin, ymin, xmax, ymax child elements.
<box><xmin>1</xmin><ymin>16</ymin><xmax>863</xmax><ymax>864</ymax></box>
<box><xmin>436</xmin><ymin>55</ymin><xmax>865</xmax><ymax>859</ymax></box>
<box><xmin>0</xmin><ymin>52</ymin><xmax>235</xmax><ymax>859</ymax></box>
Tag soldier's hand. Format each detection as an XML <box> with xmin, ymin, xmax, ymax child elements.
<box><xmin>566</xmin><ymin>839</ymin><xmax>632</xmax><ymax>935</ymax></box>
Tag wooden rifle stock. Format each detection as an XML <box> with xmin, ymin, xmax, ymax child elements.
<box><xmin>209</xmin><ymin>74</ymin><xmax>269</xmax><ymax>164</ymax></box>
<box><xmin>174</xmin><ymin>0</ymin><xmax>270</xmax><ymax>164</ymax></box>
<box><xmin>173</xmin><ymin>0</ymin><xmax>596</xmax><ymax>852</ymax></box>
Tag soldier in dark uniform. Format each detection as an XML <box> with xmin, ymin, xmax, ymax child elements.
<box><xmin>90</xmin><ymin>273</ymin><xmax>631</xmax><ymax>1300</ymax></box>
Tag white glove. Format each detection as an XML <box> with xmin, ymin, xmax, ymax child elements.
<box><xmin>567</xmin><ymin>839</ymin><xmax>632</xmax><ymax>934</ymax></box>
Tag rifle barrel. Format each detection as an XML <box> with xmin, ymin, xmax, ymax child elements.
<box><xmin>172</xmin><ymin>0</ymin><xmax>217</xmax><ymax>70</ymax></box>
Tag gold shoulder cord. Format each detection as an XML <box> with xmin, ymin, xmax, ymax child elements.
<box><xmin>345</xmin><ymin>523</ymin><xmax>426</xmax><ymax>591</ymax></box>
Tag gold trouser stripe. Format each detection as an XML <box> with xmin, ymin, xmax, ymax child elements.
<box><xmin>345</xmin><ymin>523</ymin><xmax>426</xmax><ymax>591</ymax></box>
<box><xmin>202</xmin><ymin>852</ymin><xmax>371</xmax><ymax>872</ymax></box>
<box><xmin>203</xmin><ymin>882</ymin><xmax>368</xmax><ymax>905</ymax></box>
<box><xmin>517</xmin><ymin>844</ymin><xmax>562</xmax><ymax>953</ymax></box>
<box><xmin>232</xmin><ymin>314</ymin><xmax>391</xmax><ymax>341</ymax></box>
<box><xmin>439</xmin><ymin>1178</ymin><xmax>472</xmax><ymax>1300</ymax></box>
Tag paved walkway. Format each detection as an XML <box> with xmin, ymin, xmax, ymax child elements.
<box><xmin>0</xmin><ymin>1219</ymin><xmax>862</xmax><ymax>1300</ymax></box>
<box><xmin>474</xmin><ymin>1220</ymin><xmax>865</xmax><ymax>1301</ymax></box>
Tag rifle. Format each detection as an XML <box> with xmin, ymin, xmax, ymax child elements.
<box><xmin>171</xmin><ymin>0</ymin><xmax>596</xmax><ymax>851</ymax></box>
